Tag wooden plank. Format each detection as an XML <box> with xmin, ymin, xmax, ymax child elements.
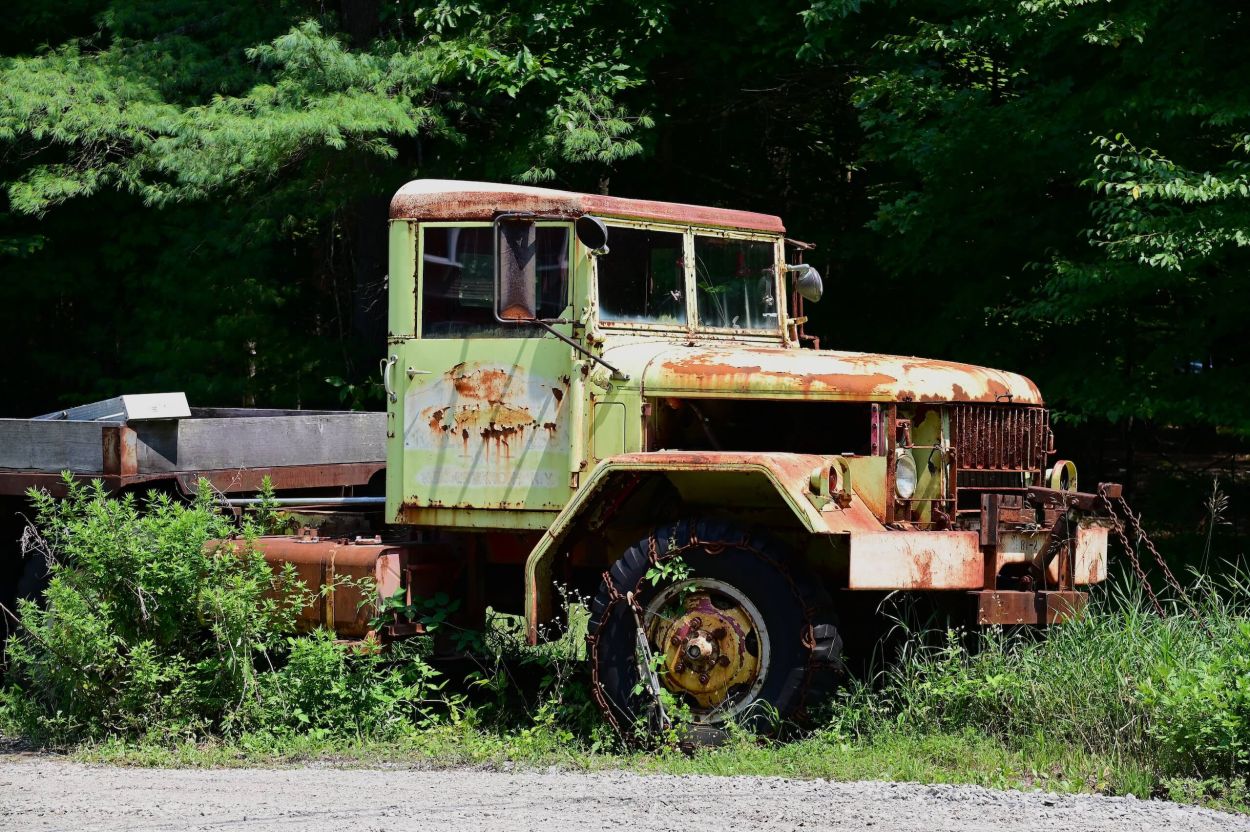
<box><xmin>0</xmin><ymin>420</ymin><xmax>110</xmax><ymax>473</ymax></box>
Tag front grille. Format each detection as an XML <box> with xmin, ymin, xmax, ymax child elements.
<box><xmin>951</xmin><ymin>405</ymin><xmax>1048</xmax><ymax>503</ymax></box>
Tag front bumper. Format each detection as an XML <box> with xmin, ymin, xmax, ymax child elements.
<box><xmin>846</xmin><ymin>484</ymin><xmax>1118</xmax><ymax>624</ymax></box>
<box><xmin>971</xmin><ymin>589</ymin><xmax>1087</xmax><ymax>625</ymax></box>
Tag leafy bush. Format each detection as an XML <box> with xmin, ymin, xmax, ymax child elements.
<box><xmin>1140</xmin><ymin>620</ymin><xmax>1250</xmax><ymax>778</ymax></box>
<box><xmin>0</xmin><ymin>479</ymin><xmax>605</xmax><ymax>751</ymax></box>
<box><xmin>2</xmin><ymin>478</ymin><xmax>306</xmax><ymax>743</ymax></box>
<box><xmin>237</xmin><ymin>632</ymin><xmax>452</xmax><ymax>740</ymax></box>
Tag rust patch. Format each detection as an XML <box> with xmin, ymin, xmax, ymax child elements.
<box><xmin>449</xmin><ymin>366</ymin><xmax>513</xmax><ymax>403</ymax></box>
<box><xmin>389</xmin><ymin>179</ymin><xmax>785</xmax><ymax>233</ymax></box>
<box><xmin>481</xmin><ymin>423</ymin><xmax>527</xmax><ymax>458</ymax></box>
<box><xmin>642</xmin><ymin>345</ymin><xmax>1044</xmax><ymax>405</ymax></box>
<box><xmin>451</xmin><ymin>402</ymin><xmax>534</xmax><ymax>431</ymax></box>
<box><xmin>660</xmin><ymin>358</ymin><xmax>900</xmax><ymax>398</ymax></box>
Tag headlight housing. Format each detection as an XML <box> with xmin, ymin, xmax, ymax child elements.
<box><xmin>895</xmin><ymin>452</ymin><xmax>917</xmax><ymax>499</ymax></box>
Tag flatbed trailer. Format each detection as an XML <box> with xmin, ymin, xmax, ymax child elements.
<box><xmin>0</xmin><ymin>393</ymin><xmax>386</xmax><ymax>630</ymax></box>
<box><xmin>0</xmin><ymin>393</ymin><xmax>385</xmax><ymax>498</ymax></box>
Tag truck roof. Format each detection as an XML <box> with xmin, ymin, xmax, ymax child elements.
<box><xmin>389</xmin><ymin>179</ymin><xmax>785</xmax><ymax>233</ymax></box>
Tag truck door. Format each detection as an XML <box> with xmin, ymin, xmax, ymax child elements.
<box><xmin>385</xmin><ymin>221</ymin><xmax>575</xmax><ymax>527</ymax></box>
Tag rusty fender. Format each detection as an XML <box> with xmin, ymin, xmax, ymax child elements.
<box><xmin>523</xmin><ymin>451</ymin><xmax>885</xmax><ymax>642</ymax></box>
<box><xmin>521</xmin><ymin>454</ymin><xmax>1114</xmax><ymax>640</ymax></box>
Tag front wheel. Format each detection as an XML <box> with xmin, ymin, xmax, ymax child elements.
<box><xmin>587</xmin><ymin>518</ymin><xmax>841</xmax><ymax>744</ymax></box>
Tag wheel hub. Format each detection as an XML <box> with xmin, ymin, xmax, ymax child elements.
<box><xmin>648</xmin><ymin>584</ymin><xmax>765</xmax><ymax>713</ymax></box>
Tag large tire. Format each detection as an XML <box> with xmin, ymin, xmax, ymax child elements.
<box><xmin>587</xmin><ymin>518</ymin><xmax>841</xmax><ymax>744</ymax></box>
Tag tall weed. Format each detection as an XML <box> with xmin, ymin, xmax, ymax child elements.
<box><xmin>855</xmin><ymin>574</ymin><xmax>1250</xmax><ymax>783</ymax></box>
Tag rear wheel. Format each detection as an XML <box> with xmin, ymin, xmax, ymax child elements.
<box><xmin>587</xmin><ymin>518</ymin><xmax>841</xmax><ymax>744</ymax></box>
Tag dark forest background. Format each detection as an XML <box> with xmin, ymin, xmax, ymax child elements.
<box><xmin>3</xmin><ymin>0</ymin><xmax>1248</xmax><ymax>562</ymax></box>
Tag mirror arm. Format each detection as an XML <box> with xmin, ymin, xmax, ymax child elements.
<box><xmin>530</xmin><ymin>319</ymin><xmax>629</xmax><ymax>381</ymax></box>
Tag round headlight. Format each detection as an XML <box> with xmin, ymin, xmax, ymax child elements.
<box><xmin>895</xmin><ymin>452</ymin><xmax>918</xmax><ymax>499</ymax></box>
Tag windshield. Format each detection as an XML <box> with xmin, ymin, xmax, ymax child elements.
<box><xmin>693</xmin><ymin>236</ymin><xmax>778</xmax><ymax>331</ymax></box>
<box><xmin>597</xmin><ymin>226</ymin><xmax>686</xmax><ymax>326</ymax></box>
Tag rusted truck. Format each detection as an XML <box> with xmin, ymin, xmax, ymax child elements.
<box><xmin>367</xmin><ymin>180</ymin><xmax>1110</xmax><ymax>735</ymax></box>
<box><xmin>4</xmin><ymin>180</ymin><xmax>1114</xmax><ymax>737</ymax></box>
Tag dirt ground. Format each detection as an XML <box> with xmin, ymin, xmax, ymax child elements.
<box><xmin>1</xmin><ymin>754</ymin><xmax>1246</xmax><ymax>831</ymax></box>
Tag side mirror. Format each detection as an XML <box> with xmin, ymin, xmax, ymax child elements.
<box><xmin>786</xmin><ymin>263</ymin><xmax>823</xmax><ymax>303</ymax></box>
<box><xmin>496</xmin><ymin>217</ymin><xmax>537</xmax><ymax>321</ymax></box>
<box><xmin>575</xmin><ymin>215</ymin><xmax>609</xmax><ymax>254</ymax></box>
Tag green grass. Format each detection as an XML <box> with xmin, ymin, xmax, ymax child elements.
<box><xmin>62</xmin><ymin>724</ymin><xmax>1144</xmax><ymax>790</ymax></box>
<box><xmin>58</xmin><ymin>724</ymin><xmax>1197</xmax><ymax>807</ymax></box>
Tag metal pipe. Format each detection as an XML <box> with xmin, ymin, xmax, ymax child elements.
<box><xmin>220</xmin><ymin>496</ymin><xmax>386</xmax><ymax>507</ymax></box>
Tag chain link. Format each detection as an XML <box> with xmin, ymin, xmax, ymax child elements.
<box><xmin>1097</xmin><ymin>485</ymin><xmax>1209</xmax><ymax>633</ymax></box>
<box><xmin>1098</xmin><ymin>488</ymin><xmax>1166</xmax><ymax>617</ymax></box>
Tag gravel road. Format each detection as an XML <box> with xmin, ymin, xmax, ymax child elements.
<box><xmin>1</xmin><ymin>755</ymin><xmax>1246</xmax><ymax>831</ymax></box>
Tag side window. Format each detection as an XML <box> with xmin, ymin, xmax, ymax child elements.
<box><xmin>421</xmin><ymin>225</ymin><xmax>569</xmax><ymax>338</ymax></box>
<box><xmin>597</xmin><ymin>227</ymin><xmax>686</xmax><ymax>326</ymax></box>
<box><xmin>693</xmin><ymin>236</ymin><xmax>778</xmax><ymax>331</ymax></box>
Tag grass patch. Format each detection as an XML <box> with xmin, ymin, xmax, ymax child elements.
<box><xmin>61</xmin><ymin>724</ymin><xmax>1189</xmax><ymax>806</ymax></box>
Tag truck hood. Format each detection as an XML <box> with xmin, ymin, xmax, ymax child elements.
<box><xmin>601</xmin><ymin>342</ymin><xmax>1043</xmax><ymax>405</ymax></box>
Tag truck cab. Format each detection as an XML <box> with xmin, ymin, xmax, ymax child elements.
<box><xmin>381</xmin><ymin>179</ymin><xmax>1112</xmax><ymax>738</ymax></box>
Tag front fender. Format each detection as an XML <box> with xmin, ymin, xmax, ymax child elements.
<box><xmin>523</xmin><ymin>451</ymin><xmax>882</xmax><ymax>641</ymax></box>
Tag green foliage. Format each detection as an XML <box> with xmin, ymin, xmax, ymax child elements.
<box><xmin>0</xmin><ymin>0</ymin><xmax>665</xmax><ymax>415</ymax></box>
<box><xmin>0</xmin><ymin>480</ymin><xmax>547</xmax><ymax>745</ymax></box>
<box><xmin>841</xmin><ymin>575</ymin><xmax>1250</xmax><ymax>788</ymax></box>
<box><xmin>644</xmin><ymin>552</ymin><xmax>692</xmax><ymax>587</ymax></box>
<box><xmin>1139</xmin><ymin>620</ymin><xmax>1250</xmax><ymax>778</ymax></box>
<box><xmin>802</xmin><ymin>1</ymin><xmax>1250</xmax><ymax>433</ymax></box>
<box><xmin>465</xmin><ymin>594</ymin><xmax>611</xmax><ymax>750</ymax></box>
<box><xmin>239</xmin><ymin>632</ymin><xmax>453</xmax><ymax>739</ymax></box>
<box><xmin>3</xmin><ymin>476</ymin><xmax>306</xmax><ymax>743</ymax></box>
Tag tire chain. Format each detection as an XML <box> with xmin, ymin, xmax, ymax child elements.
<box><xmin>586</xmin><ymin>522</ymin><xmax>841</xmax><ymax>745</ymax></box>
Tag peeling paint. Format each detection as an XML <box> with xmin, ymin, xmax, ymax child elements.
<box><xmin>390</xmin><ymin>179</ymin><xmax>784</xmax><ymax>232</ymax></box>
<box><xmin>401</xmin><ymin>350</ymin><xmax>572</xmax><ymax>513</ymax></box>
<box><xmin>601</xmin><ymin>343</ymin><xmax>1044</xmax><ymax>405</ymax></box>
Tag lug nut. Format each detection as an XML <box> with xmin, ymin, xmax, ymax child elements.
<box><xmin>698</xmin><ymin>673</ymin><xmax>710</xmax><ymax>684</ymax></box>
<box><xmin>689</xmin><ymin>617</ymin><xmax>702</xmax><ymax>629</ymax></box>
<box><xmin>670</xmin><ymin>635</ymin><xmax>681</xmax><ymax>647</ymax></box>
<box><xmin>675</xmin><ymin>661</ymin><xmax>686</xmax><ymax>673</ymax></box>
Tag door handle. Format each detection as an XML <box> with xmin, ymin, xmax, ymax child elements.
<box><xmin>379</xmin><ymin>354</ymin><xmax>398</xmax><ymax>403</ymax></box>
